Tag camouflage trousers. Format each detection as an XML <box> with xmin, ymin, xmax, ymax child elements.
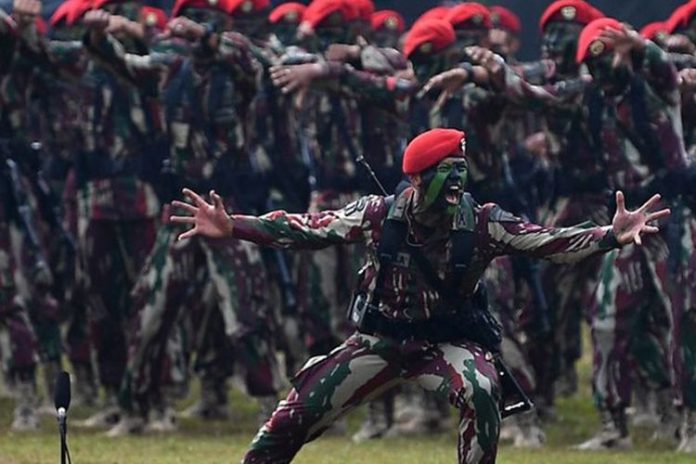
<box><xmin>299</xmin><ymin>191</ymin><xmax>361</xmax><ymax>356</ymax></box>
<box><xmin>542</xmin><ymin>194</ymin><xmax>609</xmax><ymax>394</ymax></box>
<box><xmin>120</xmin><ymin>217</ymin><xmax>284</xmax><ymax>415</ymax></box>
<box><xmin>592</xmin><ymin>235</ymin><xmax>673</xmax><ymax>411</ymax></box>
<box><xmin>0</xmin><ymin>221</ymin><xmax>38</xmax><ymax>380</ymax></box>
<box><xmin>485</xmin><ymin>257</ymin><xmax>536</xmax><ymax>395</ymax></box>
<box><xmin>243</xmin><ymin>332</ymin><xmax>501</xmax><ymax>464</ymax></box>
<box><xmin>79</xmin><ymin>217</ymin><xmax>157</xmax><ymax>391</ymax></box>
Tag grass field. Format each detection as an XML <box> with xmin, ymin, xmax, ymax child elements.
<box><xmin>2</xmin><ymin>352</ymin><xmax>696</xmax><ymax>464</ymax></box>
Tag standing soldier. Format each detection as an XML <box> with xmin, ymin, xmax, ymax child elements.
<box><xmin>80</xmin><ymin>0</ymin><xmax>284</xmax><ymax>435</ymax></box>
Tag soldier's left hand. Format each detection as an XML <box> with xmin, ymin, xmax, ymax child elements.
<box><xmin>611</xmin><ymin>191</ymin><xmax>670</xmax><ymax>246</ymax></box>
<box><xmin>167</xmin><ymin>17</ymin><xmax>206</xmax><ymax>41</ymax></box>
<box><xmin>106</xmin><ymin>15</ymin><xmax>144</xmax><ymax>40</ymax></box>
<box><xmin>599</xmin><ymin>25</ymin><xmax>644</xmax><ymax>68</ymax></box>
<box><xmin>12</xmin><ymin>0</ymin><xmax>40</xmax><ymax>27</ymax></box>
<box><xmin>270</xmin><ymin>63</ymin><xmax>327</xmax><ymax>94</ymax></box>
<box><xmin>324</xmin><ymin>43</ymin><xmax>360</xmax><ymax>62</ymax></box>
<box><xmin>464</xmin><ymin>46</ymin><xmax>503</xmax><ymax>73</ymax></box>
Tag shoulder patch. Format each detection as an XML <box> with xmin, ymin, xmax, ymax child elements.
<box><xmin>488</xmin><ymin>205</ymin><xmax>520</xmax><ymax>222</ymax></box>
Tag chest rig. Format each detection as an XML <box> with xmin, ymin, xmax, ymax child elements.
<box><xmin>349</xmin><ymin>187</ymin><xmax>502</xmax><ymax>348</ymax></box>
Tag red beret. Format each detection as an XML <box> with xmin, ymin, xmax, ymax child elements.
<box><xmin>446</xmin><ymin>2</ymin><xmax>491</xmax><ymax>30</ymax></box>
<box><xmin>371</xmin><ymin>9</ymin><xmax>404</xmax><ymax>33</ymax></box>
<box><xmin>640</xmin><ymin>21</ymin><xmax>667</xmax><ymax>41</ymax></box>
<box><xmin>413</xmin><ymin>6</ymin><xmax>450</xmax><ymax>27</ymax></box>
<box><xmin>139</xmin><ymin>6</ymin><xmax>167</xmax><ymax>30</ymax></box>
<box><xmin>490</xmin><ymin>5</ymin><xmax>521</xmax><ymax>34</ymax></box>
<box><xmin>228</xmin><ymin>0</ymin><xmax>269</xmax><ymax>15</ymax></box>
<box><xmin>91</xmin><ymin>0</ymin><xmax>132</xmax><ymax>10</ymax></box>
<box><xmin>50</xmin><ymin>0</ymin><xmax>89</xmax><ymax>26</ymax></box>
<box><xmin>353</xmin><ymin>0</ymin><xmax>374</xmax><ymax>21</ymax></box>
<box><xmin>302</xmin><ymin>0</ymin><xmax>355</xmax><ymax>29</ymax></box>
<box><xmin>403</xmin><ymin>129</ymin><xmax>466</xmax><ymax>175</ymax></box>
<box><xmin>172</xmin><ymin>0</ymin><xmax>231</xmax><ymax>17</ymax></box>
<box><xmin>540</xmin><ymin>0</ymin><xmax>604</xmax><ymax>31</ymax></box>
<box><xmin>403</xmin><ymin>18</ymin><xmax>456</xmax><ymax>59</ymax></box>
<box><xmin>269</xmin><ymin>2</ymin><xmax>305</xmax><ymax>24</ymax></box>
<box><xmin>666</xmin><ymin>2</ymin><xmax>696</xmax><ymax>34</ymax></box>
<box><xmin>576</xmin><ymin>17</ymin><xmax>622</xmax><ymax>63</ymax></box>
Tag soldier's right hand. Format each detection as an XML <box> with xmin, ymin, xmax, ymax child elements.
<box><xmin>270</xmin><ymin>63</ymin><xmax>327</xmax><ymax>94</ymax></box>
<box><xmin>12</xmin><ymin>0</ymin><xmax>40</xmax><ymax>27</ymax></box>
<box><xmin>83</xmin><ymin>10</ymin><xmax>111</xmax><ymax>31</ymax></box>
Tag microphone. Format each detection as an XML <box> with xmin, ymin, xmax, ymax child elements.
<box><xmin>54</xmin><ymin>371</ymin><xmax>71</xmax><ymax>414</ymax></box>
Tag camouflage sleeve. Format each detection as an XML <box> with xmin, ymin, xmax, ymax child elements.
<box><xmin>500</xmin><ymin>64</ymin><xmax>589</xmax><ymax>110</ymax></box>
<box><xmin>640</xmin><ymin>41</ymin><xmax>679</xmax><ymax>104</ymax></box>
<box><xmin>83</xmin><ymin>32</ymin><xmax>173</xmax><ymax>85</ymax></box>
<box><xmin>669</xmin><ymin>51</ymin><xmax>696</xmax><ymax>70</ymax></box>
<box><xmin>215</xmin><ymin>31</ymin><xmax>261</xmax><ymax>93</ymax></box>
<box><xmin>231</xmin><ymin>195</ymin><xmax>388</xmax><ymax>249</ymax></box>
<box><xmin>485</xmin><ymin>204</ymin><xmax>618</xmax><ymax>264</ymax></box>
<box><xmin>0</xmin><ymin>9</ymin><xmax>17</xmax><ymax>73</ymax></box>
<box><xmin>325</xmin><ymin>62</ymin><xmax>416</xmax><ymax>117</ymax></box>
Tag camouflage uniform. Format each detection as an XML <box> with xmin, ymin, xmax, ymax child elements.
<box><xmin>84</xmin><ymin>29</ymin><xmax>284</xmax><ymax>421</ymax></box>
<box><xmin>0</xmin><ymin>10</ymin><xmax>44</xmax><ymax>429</ymax></box>
<box><xmin>509</xmin><ymin>40</ymin><xmax>693</xmax><ymax>433</ymax></box>
<box><xmin>231</xmin><ymin>188</ymin><xmax>621</xmax><ymax>463</ymax></box>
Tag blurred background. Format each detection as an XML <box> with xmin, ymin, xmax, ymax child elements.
<box><xmin>0</xmin><ymin>0</ymin><xmax>686</xmax><ymax>59</ymax></box>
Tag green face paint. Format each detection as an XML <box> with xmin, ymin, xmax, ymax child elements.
<box><xmin>421</xmin><ymin>159</ymin><xmax>469</xmax><ymax>213</ymax></box>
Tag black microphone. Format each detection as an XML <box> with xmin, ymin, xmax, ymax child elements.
<box><xmin>54</xmin><ymin>371</ymin><xmax>71</xmax><ymax>418</ymax></box>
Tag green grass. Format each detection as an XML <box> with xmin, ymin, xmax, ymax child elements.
<box><xmin>1</xmin><ymin>350</ymin><xmax>696</xmax><ymax>464</ymax></box>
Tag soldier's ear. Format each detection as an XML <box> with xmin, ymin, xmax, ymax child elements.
<box><xmin>408</xmin><ymin>174</ymin><xmax>422</xmax><ymax>187</ymax></box>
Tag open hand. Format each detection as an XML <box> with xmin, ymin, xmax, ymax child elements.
<box><xmin>270</xmin><ymin>62</ymin><xmax>327</xmax><ymax>94</ymax></box>
<box><xmin>170</xmin><ymin>189</ymin><xmax>234</xmax><ymax>241</ymax></box>
<box><xmin>83</xmin><ymin>10</ymin><xmax>110</xmax><ymax>31</ymax></box>
<box><xmin>599</xmin><ymin>25</ymin><xmax>644</xmax><ymax>68</ymax></box>
<box><xmin>611</xmin><ymin>191</ymin><xmax>670</xmax><ymax>246</ymax></box>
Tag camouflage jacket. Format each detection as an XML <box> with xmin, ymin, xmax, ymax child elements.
<box><xmin>247</xmin><ymin>39</ymin><xmax>309</xmax><ymax>212</ymax></box>
<box><xmin>319</xmin><ymin>62</ymin><xmax>506</xmax><ymax>195</ymax></box>
<box><xmin>230</xmin><ymin>187</ymin><xmax>618</xmax><ymax>322</ymax></box>
<box><xmin>84</xmin><ymin>31</ymin><xmax>261</xmax><ymax>210</ymax></box>
<box><xmin>503</xmin><ymin>44</ymin><xmax>687</xmax><ymax>200</ymax></box>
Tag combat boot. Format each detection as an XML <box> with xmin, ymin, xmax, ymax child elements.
<box><xmin>352</xmin><ymin>395</ymin><xmax>394</xmax><ymax>443</ymax></box>
<box><xmin>71</xmin><ymin>362</ymin><xmax>98</xmax><ymax>407</ymax></box>
<box><xmin>630</xmin><ymin>382</ymin><xmax>658</xmax><ymax>428</ymax></box>
<box><xmin>37</xmin><ymin>360</ymin><xmax>62</xmax><ymax>416</ymax></box>
<box><xmin>105</xmin><ymin>413</ymin><xmax>145</xmax><ymax>437</ymax></box>
<box><xmin>513</xmin><ymin>411</ymin><xmax>546</xmax><ymax>448</ymax></box>
<box><xmin>178</xmin><ymin>377</ymin><xmax>231</xmax><ymax>421</ymax></box>
<box><xmin>574</xmin><ymin>408</ymin><xmax>632</xmax><ymax>450</ymax></box>
<box><xmin>651</xmin><ymin>389</ymin><xmax>680</xmax><ymax>443</ymax></box>
<box><xmin>677</xmin><ymin>409</ymin><xmax>696</xmax><ymax>453</ymax></box>
<box><xmin>78</xmin><ymin>392</ymin><xmax>120</xmax><ymax>428</ymax></box>
<box><xmin>11</xmin><ymin>380</ymin><xmax>40</xmax><ymax>432</ymax></box>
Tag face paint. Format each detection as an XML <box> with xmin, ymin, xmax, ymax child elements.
<box><xmin>411</xmin><ymin>53</ymin><xmax>446</xmax><ymax>83</ymax></box>
<box><xmin>454</xmin><ymin>29</ymin><xmax>487</xmax><ymax>48</ymax></box>
<box><xmin>587</xmin><ymin>53</ymin><xmax>631</xmax><ymax>96</ymax></box>
<box><xmin>420</xmin><ymin>158</ymin><xmax>469</xmax><ymax>214</ymax></box>
<box><xmin>541</xmin><ymin>21</ymin><xmax>582</xmax><ymax>75</ymax></box>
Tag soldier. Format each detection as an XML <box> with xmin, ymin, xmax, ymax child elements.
<box><xmin>370</xmin><ymin>10</ymin><xmax>404</xmax><ymax>49</ymax></box>
<box><xmin>81</xmin><ymin>0</ymin><xmax>284</xmax><ymax>435</ymax></box>
<box><xmin>170</xmin><ymin>127</ymin><xmax>669</xmax><ymax>464</ymax></box>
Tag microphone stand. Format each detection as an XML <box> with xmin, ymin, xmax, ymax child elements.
<box><xmin>57</xmin><ymin>407</ymin><xmax>68</xmax><ymax>464</ymax></box>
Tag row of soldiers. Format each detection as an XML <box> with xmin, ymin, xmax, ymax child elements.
<box><xmin>2</xmin><ymin>0</ymin><xmax>696</xmax><ymax>454</ymax></box>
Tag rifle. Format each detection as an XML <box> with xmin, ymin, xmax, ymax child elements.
<box><xmin>0</xmin><ymin>139</ymin><xmax>51</xmax><ymax>285</ymax></box>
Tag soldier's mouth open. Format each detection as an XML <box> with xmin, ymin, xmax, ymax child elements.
<box><xmin>445</xmin><ymin>185</ymin><xmax>462</xmax><ymax>205</ymax></box>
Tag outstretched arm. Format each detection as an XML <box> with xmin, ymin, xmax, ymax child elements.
<box><xmin>170</xmin><ymin>188</ymin><xmax>387</xmax><ymax>249</ymax></box>
<box><xmin>489</xmin><ymin>191</ymin><xmax>669</xmax><ymax>263</ymax></box>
